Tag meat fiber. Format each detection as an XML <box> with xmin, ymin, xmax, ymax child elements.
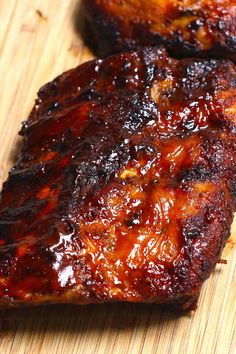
<box><xmin>83</xmin><ymin>0</ymin><xmax>236</xmax><ymax>60</ymax></box>
<box><xmin>0</xmin><ymin>48</ymin><xmax>235</xmax><ymax>309</ymax></box>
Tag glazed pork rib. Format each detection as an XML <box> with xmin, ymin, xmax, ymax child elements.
<box><xmin>83</xmin><ymin>0</ymin><xmax>236</xmax><ymax>59</ymax></box>
<box><xmin>0</xmin><ymin>48</ymin><xmax>235</xmax><ymax>309</ymax></box>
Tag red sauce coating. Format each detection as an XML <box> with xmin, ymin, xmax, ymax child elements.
<box><xmin>0</xmin><ymin>48</ymin><xmax>235</xmax><ymax>308</ymax></box>
<box><xmin>83</xmin><ymin>0</ymin><xmax>236</xmax><ymax>60</ymax></box>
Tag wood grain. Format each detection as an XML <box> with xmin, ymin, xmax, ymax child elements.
<box><xmin>0</xmin><ymin>1</ymin><xmax>235</xmax><ymax>353</ymax></box>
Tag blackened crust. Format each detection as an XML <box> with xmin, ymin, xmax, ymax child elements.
<box><xmin>82</xmin><ymin>0</ymin><xmax>236</xmax><ymax>60</ymax></box>
<box><xmin>0</xmin><ymin>48</ymin><xmax>235</xmax><ymax>309</ymax></box>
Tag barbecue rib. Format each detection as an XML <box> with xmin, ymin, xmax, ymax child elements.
<box><xmin>83</xmin><ymin>0</ymin><xmax>236</xmax><ymax>59</ymax></box>
<box><xmin>0</xmin><ymin>48</ymin><xmax>235</xmax><ymax>309</ymax></box>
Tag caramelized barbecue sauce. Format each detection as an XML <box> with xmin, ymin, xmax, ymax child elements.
<box><xmin>0</xmin><ymin>48</ymin><xmax>235</xmax><ymax>304</ymax></box>
<box><xmin>84</xmin><ymin>0</ymin><xmax>236</xmax><ymax>59</ymax></box>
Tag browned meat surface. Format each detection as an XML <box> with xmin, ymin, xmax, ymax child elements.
<box><xmin>83</xmin><ymin>0</ymin><xmax>236</xmax><ymax>59</ymax></box>
<box><xmin>0</xmin><ymin>48</ymin><xmax>235</xmax><ymax>309</ymax></box>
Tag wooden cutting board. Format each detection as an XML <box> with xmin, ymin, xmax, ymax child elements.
<box><xmin>0</xmin><ymin>1</ymin><xmax>235</xmax><ymax>353</ymax></box>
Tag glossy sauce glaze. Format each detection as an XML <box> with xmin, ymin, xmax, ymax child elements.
<box><xmin>83</xmin><ymin>0</ymin><xmax>236</xmax><ymax>60</ymax></box>
<box><xmin>0</xmin><ymin>48</ymin><xmax>235</xmax><ymax>308</ymax></box>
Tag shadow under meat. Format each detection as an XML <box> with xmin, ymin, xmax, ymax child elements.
<box><xmin>9</xmin><ymin>136</ymin><xmax>23</xmax><ymax>167</ymax></box>
<box><xmin>73</xmin><ymin>0</ymin><xmax>104</xmax><ymax>57</ymax></box>
<box><xmin>73</xmin><ymin>0</ymin><xmax>85</xmax><ymax>37</ymax></box>
<box><xmin>0</xmin><ymin>303</ymin><xmax>190</xmax><ymax>333</ymax></box>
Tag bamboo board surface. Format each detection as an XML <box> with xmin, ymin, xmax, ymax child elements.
<box><xmin>0</xmin><ymin>1</ymin><xmax>235</xmax><ymax>353</ymax></box>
